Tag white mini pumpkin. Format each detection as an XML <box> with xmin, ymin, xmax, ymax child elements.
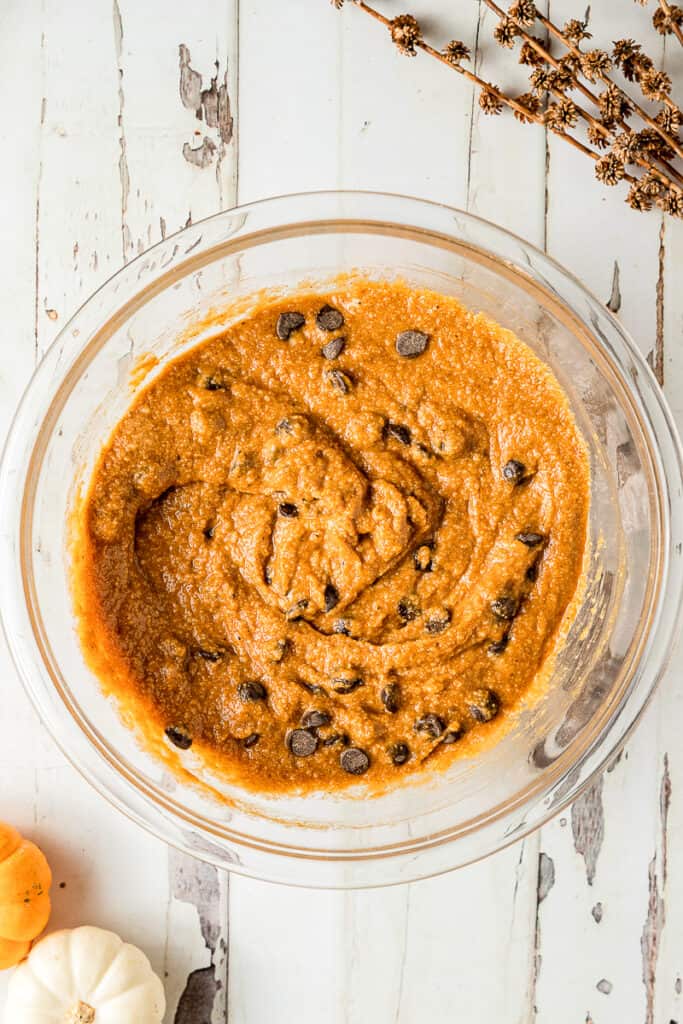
<box><xmin>4</xmin><ymin>925</ymin><xmax>166</xmax><ymax>1023</ymax></box>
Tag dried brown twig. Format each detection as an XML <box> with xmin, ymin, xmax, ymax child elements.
<box><xmin>484</xmin><ymin>0</ymin><xmax>683</xmax><ymax>190</ymax></box>
<box><xmin>349</xmin><ymin>2</ymin><xmax>616</xmax><ymax>164</ymax></box>
<box><xmin>332</xmin><ymin>0</ymin><xmax>683</xmax><ymax>218</ymax></box>
<box><xmin>531</xmin><ymin>5</ymin><xmax>683</xmax><ymax>159</ymax></box>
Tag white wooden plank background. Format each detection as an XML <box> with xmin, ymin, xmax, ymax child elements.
<box><xmin>1</xmin><ymin>2</ymin><xmax>682</xmax><ymax>1022</ymax></box>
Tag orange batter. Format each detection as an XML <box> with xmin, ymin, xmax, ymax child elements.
<box><xmin>75</xmin><ymin>278</ymin><xmax>589</xmax><ymax>793</ymax></box>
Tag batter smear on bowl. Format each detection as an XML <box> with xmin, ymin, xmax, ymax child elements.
<box><xmin>75</xmin><ymin>278</ymin><xmax>589</xmax><ymax>793</ymax></box>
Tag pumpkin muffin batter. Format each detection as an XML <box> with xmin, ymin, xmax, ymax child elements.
<box><xmin>76</xmin><ymin>278</ymin><xmax>589</xmax><ymax>794</ymax></box>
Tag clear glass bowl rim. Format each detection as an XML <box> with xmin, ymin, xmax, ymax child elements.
<box><xmin>2</xmin><ymin>189</ymin><xmax>683</xmax><ymax>888</ymax></box>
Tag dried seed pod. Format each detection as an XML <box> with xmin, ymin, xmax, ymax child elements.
<box><xmin>513</xmin><ymin>92</ymin><xmax>541</xmax><ymax>124</ymax></box>
<box><xmin>579</xmin><ymin>49</ymin><xmax>612</xmax><ymax>83</ymax></box>
<box><xmin>627</xmin><ymin>182</ymin><xmax>654</xmax><ymax>212</ymax></box>
<box><xmin>612</xmin><ymin>39</ymin><xmax>640</xmax><ymax>66</ymax></box>
<box><xmin>479</xmin><ymin>88</ymin><xmax>504</xmax><ymax>115</ymax></box>
<box><xmin>653</xmin><ymin>5</ymin><xmax>683</xmax><ymax>35</ymax></box>
<box><xmin>587</xmin><ymin>125</ymin><xmax>611</xmax><ymax>150</ymax></box>
<box><xmin>563</xmin><ymin>18</ymin><xmax>592</xmax><ymax>43</ymax></box>
<box><xmin>658</xmin><ymin>189</ymin><xmax>683</xmax><ymax>217</ymax></box>
<box><xmin>389</xmin><ymin>14</ymin><xmax>422</xmax><ymax>56</ymax></box>
<box><xmin>640</xmin><ymin>172</ymin><xmax>663</xmax><ymax>198</ymax></box>
<box><xmin>443</xmin><ymin>39</ymin><xmax>471</xmax><ymax>64</ymax></box>
<box><xmin>519</xmin><ymin>37</ymin><xmax>547</xmax><ymax>67</ymax></box>
<box><xmin>639</xmin><ymin>69</ymin><xmax>672</xmax><ymax>102</ymax></box>
<box><xmin>552</xmin><ymin>57</ymin><xmax>578</xmax><ymax>93</ymax></box>
<box><xmin>599</xmin><ymin>83</ymin><xmax>632</xmax><ymax>124</ymax></box>
<box><xmin>508</xmin><ymin>0</ymin><xmax>537</xmax><ymax>27</ymax></box>
<box><xmin>545</xmin><ymin>98</ymin><xmax>579</xmax><ymax>131</ymax></box>
<box><xmin>612</xmin><ymin>130</ymin><xmax>642</xmax><ymax>163</ymax></box>
<box><xmin>595</xmin><ymin>154</ymin><xmax>626</xmax><ymax>187</ymax></box>
<box><xmin>655</xmin><ymin>106</ymin><xmax>682</xmax><ymax>136</ymax></box>
<box><xmin>529</xmin><ymin>67</ymin><xmax>556</xmax><ymax>94</ymax></box>
<box><xmin>494</xmin><ymin>17</ymin><xmax>520</xmax><ymax>48</ymax></box>
<box><xmin>635</xmin><ymin>129</ymin><xmax>675</xmax><ymax>161</ymax></box>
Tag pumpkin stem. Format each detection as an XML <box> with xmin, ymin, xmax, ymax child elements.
<box><xmin>65</xmin><ymin>1002</ymin><xmax>96</xmax><ymax>1023</ymax></box>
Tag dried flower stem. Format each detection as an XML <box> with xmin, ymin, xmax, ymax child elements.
<box><xmin>349</xmin><ymin>1</ymin><xmax>635</xmax><ymax>171</ymax></box>
<box><xmin>340</xmin><ymin>0</ymin><xmax>682</xmax><ymax>216</ymax></box>
<box><xmin>483</xmin><ymin>0</ymin><xmax>679</xmax><ymax>186</ymax></box>
<box><xmin>534</xmin><ymin>9</ymin><xmax>683</xmax><ymax>158</ymax></box>
<box><xmin>484</xmin><ymin>1</ymin><xmax>599</xmax><ymax>108</ymax></box>
<box><xmin>484</xmin><ymin>0</ymin><xmax>683</xmax><ymax>185</ymax></box>
<box><xmin>658</xmin><ymin>0</ymin><xmax>683</xmax><ymax>47</ymax></box>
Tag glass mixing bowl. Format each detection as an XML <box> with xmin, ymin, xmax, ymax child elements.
<box><xmin>2</xmin><ymin>191</ymin><xmax>682</xmax><ymax>888</ymax></box>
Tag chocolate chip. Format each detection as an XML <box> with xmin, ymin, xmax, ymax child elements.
<box><xmin>321</xmin><ymin>336</ymin><xmax>345</xmax><ymax>360</ymax></box>
<box><xmin>468</xmin><ymin>688</ymin><xmax>501</xmax><ymax>723</ymax></box>
<box><xmin>491</xmin><ymin>596</ymin><xmax>519</xmax><ymax>621</ymax></box>
<box><xmin>331</xmin><ymin>676</ymin><xmax>364</xmax><ymax>694</ymax></box>
<box><xmin>165</xmin><ymin>727</ymin><xmax>192</xmax><ymax>750</ymax></box>
<box><xmin>316</xmin><ymin>304</ymin><xmax>344</xmax><ymax>331</ymax></box>
<box><xmin>322</xmin><ymin>732</ymin><xmax>349</xmax><ymax>747</ymax></box>
<box><xmin>324</xmin><ymin>583</ymin><xmax>340</xmax><ymax>612</ymax></box>
<box><xmin>327</xmin><ymin>368</ymin><xmax>353</xmax><ymax>394</ymax></box>
<box><xmin>442</xmin><ymin>728</ymin><xmax>464</xmax><ymax>744</ymax></box>
<box><xmin>488</xmin><ymin>636</ymin><xmax>509</xmax><ymax>655</ymax></box>
<box><xmin>502</xmin><ymin>459</ymin><xmax>527</xmax><ymax>483</ymax></box>
<box><xmin>297</xmin><ymin>679</ymin><xmax>327</xmax><ymax>696</ymax></box>
<box><xmin>384</xmin><ymin>421</ymin><xmax>411</xmax><ymax>445</ymax></box>
<box><xmin>333</xmin><ymin>618</ymin><xmax>351</xmax><ymax>635</ymax></box>
<box><xmin>203</xmin><ymin>524</ymin><xmax>215</xmax><ymax>540</ymax></box>
<box><xmin>396</xmin><ymin>329</ymin><xmax>429</xmax><ymax>358</ymax></box>
<box><xmin>340</xmin><ymin>747</ymin><xmax>370</xmax><ymax>775</ymax></box>
<box><xmin>414</xmin><ymin>713</ymin><xmax>446</xmax><ymax>738</ymax></box>
<box><xmin>242</xmin><ymin>733</ymin><xmax>260</xmax><ymax>748</ymax></box>
<box><xmin>516</xmin><ymin>531</ymin><xmax>545</xmax><ymax>547</ymax></box>
<box><xmin>301</xmin><ymin>710</ymin><xmax>331</xmax><ymax>729</ymax></box>
<box><xmin>389</xmin><ymin>742</ymin><xmax>410</xmax><ymax>765</ymax></box>
<box><xmin>276</xmin><ymin>311</ymin><xmax>305</xmax><ymax>340</ymax></box>
<box><xmin>381</xmin><ymin>682</ymin><xmax>401</xmax><ymax>714</ymax></box>
<box><xmin>264</xmin><ymin>565</ymin><xmax>273</xmax><ymax>585</ymax></box>
<box><xmin>204</xmin><ymin>376</ymin><xmax>226</xmax><ymax>391</ymax></box>
<box><xmin>526</xmin><ymin>561</ymin><xmax>540</xmax><ymax>582</ymax></box>
<box><xmin>276</xmin><ymin>418</ymin><xmax>293</xmax><ymax>435</ymax></box>
<box><xmin>288</xmin><ymin>728</ymin><xmax>318</xmax><ymax>757</ymax></box>
<box><xmin>238</xmin><ymin>681</ymin><xmax>267</xmax><ymax>702</ymax></box>
<box><xmin>425</xmin><ymin>610</ymin><xmax>451</xmax><ymax>634</ymax></box>
<box><xmin>271</xmin><ymin>638</ymin><xmax>289</xmax><ymax>663</ymax></box>
<box><xmin>195</xmin><ymin>648</ymin><xmax>222</xmax><ymax>661</ymax></box>
<box><xmin>286</xmin><ymin>599</ymin><xmax>309</xmax><ymax>621</ymax></box>
<box><xmin>278</xmin><ymin>502</ymin><xmax>299</xmax><ymax>518</ymax></box>
<box><xmin>414</xmin><ymin>545</ymin><xmax>433</xmax><ymax>572</ymax></box>
<box><xmin>398</xmin><ymin>597</ymin><xmax>420</xmax><ymax>622</ymax></box>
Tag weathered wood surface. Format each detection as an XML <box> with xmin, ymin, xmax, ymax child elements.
<box><xmin>1</xmin><ymin>2</ymin><xmax>682</xmax><ymax>1021</ymax></box>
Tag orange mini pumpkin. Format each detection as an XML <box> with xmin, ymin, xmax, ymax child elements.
<box><xmin>0</xmin><ymin>822</ymin><xmax>52</xmax><ymax>969</ymax></box>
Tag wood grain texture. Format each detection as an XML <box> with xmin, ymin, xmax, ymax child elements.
<box><xmin>1</xmin><ymin>2</ymin><xmax>683</xmax><ymax>1022</ymax></box>
<box><xmin>528</xmin><ymin>3</ymin><xmax>678</xmax><ymax>1020</ymax></box>
<box><xmin>0</xmin><ymin>1</ymin><xmax>236</xmax><ymax>1021</ymax></box>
